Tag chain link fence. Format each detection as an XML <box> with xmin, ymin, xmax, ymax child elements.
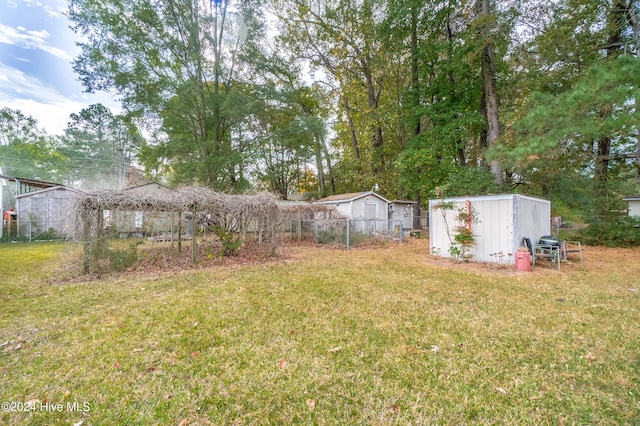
<box><xmin>3</xmin><ymin>215</ymin><xmax>429</xmax><ymax>247</ymax></box>
<box><xmin>288</xmin><ymin>218</ymin><xmax>406</xmax><ymax>248</ymax></box>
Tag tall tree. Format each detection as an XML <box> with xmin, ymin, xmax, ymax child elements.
<box><xmin>386</xmin><ymin>0</ymin><xmax>505</xmax><ymax>200</ymax></box>
<box><xmin>68</xmin><ymin>0</ymin><xmax>265</xmax><ymax>190</ymax></box>
<box><xmin>477</xmin><ymin>0</ymin><xmax>504</xmax><ymax>184</ymax></box>
<box><xmin>274</xmin><ymin>0</ymin><xmax>396</xmax><ymax>192</ymax></box>
<box><xmin>492</xmin><ymin>0</ymin><xmax>639</xmax><ymax>218</ymax></box>
<box><xmin>0</xmin><ymin>108</ymin><xmax>66</xmax><ymax>182</ymax></box>
<box><xmin>61</xmin><ymin>104</ymin><xmax>141</xmax><ymax>189</ymax></box>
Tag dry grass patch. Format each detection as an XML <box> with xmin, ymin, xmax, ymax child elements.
<box><xmin>1</xmin><ymin>239</ymin><xmax>639</xmax><ymax>424</ymax></box>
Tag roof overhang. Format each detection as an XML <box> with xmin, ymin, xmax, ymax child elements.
<box><xmin>14</xmin><ymin>185</ymin><xmax>81</xmax><ymax>199</ymax></box>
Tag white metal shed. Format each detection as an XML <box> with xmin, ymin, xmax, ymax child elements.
<box><xmin>623</xmin><ymin>195</ymin><xmax>640</xmax><ymax>217</ymax></box>
<box><xmin>428</xmin><ymin>194</ymin><xmax>551</xmax><ymax>264</ymax></box>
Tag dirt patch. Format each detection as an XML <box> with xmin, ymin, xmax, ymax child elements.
<box><xmin>61</xmin><ymin>235</ymin><xmax>640</xmax><ymax>282</ymax></box>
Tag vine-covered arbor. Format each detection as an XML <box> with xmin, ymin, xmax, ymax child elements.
<box><xmin>71</xmin><ymin>187</ymin><xmax>332</xmax><ymax>273</ymax></box>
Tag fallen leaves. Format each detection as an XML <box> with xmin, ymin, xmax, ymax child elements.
<box><xmin>2</xmin><ymin>336</ymin><xmax>28</xmax><ymax>353</ymax></box>
<box><xmin>305</xmin><ymin>399</ymin><xmax>315</xmax><ymax>411</ymax></box>
<box><xmin>277</xmin><ymin>358</ymin><xmax>287</xmax><ymax>370</ymax></box>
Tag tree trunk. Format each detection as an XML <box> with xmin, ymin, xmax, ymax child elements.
<box><xmin>594</xmin><ymin>136</ymin><xmax>611</xmax><ymax>211</ymax></box>
<box><xmin>314</xmin><ymin>136</ymin><xmax>325</xmax><ymax>195</ymax></box>
<box><xmin>411</xmin><ymin>2</ymin><xmax>420</xmax><ymax>136</ymax></box>
<box><xmin>321</xmin><ymin>137</ymin><xmax>336</xmax><ymax>195</ymax></box>
<box><xmin>479</xmin><ymin>0</ymin><xmax>503</xmax><ymax>184</ymax></box>
<box><xmin>362</xmin><ymin>61</ymin><xmax>384</xmax><ymax>174</ymax></box>
<box><xmin>342</xmin><ymin>96</ymin><xmax>360</xmax><ymax>161</ymax></box>
<box><xmin>594</xmin><ymin>0</ymin><xmax>627</xmax><ymax>217</ymax></box>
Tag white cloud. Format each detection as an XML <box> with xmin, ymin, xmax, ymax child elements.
<box><xmin>42</xmin><ymin>4</ymin><xmax>60</xmax><ymax>18</ymax></box>
<box><xmin>0</xmin><ymin>23</ymin><xmax>73</xmax><ymax>61</ymax></box>
<box><xmin>0</xmin><ymin>63</ymin><xmax>119</xmax><ymax>135</ymax></box>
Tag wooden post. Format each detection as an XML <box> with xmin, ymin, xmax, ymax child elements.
<box><xmin>170</xmin><ymin>212</ymin><xmax>175</xmax><ymax>249</ymax></box>
<box><xmin>83</xmin><ymin>211</ymin><xmax>90</xmax><ymax>274</ymax></box>
<box><xmin>177</xmin><ymin>212</ymin><xmax>182</xmax><ymax>252</ymax></box>
<box><xmin>346</xmin><ymin>218</ymin><xmax>350</xmax><ymax>250</ymax></box>
<box><xmin>191</xmin><ymin>205</ymin><xmax>197</xmax><ymax>264</ymax></box>
<box><xmin>269</xmin><ymin>205</ymin><xmax>277</xmax><ymax>257</ymax></box>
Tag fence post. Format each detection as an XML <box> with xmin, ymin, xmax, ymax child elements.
<box><xmin>346</xmin><ymin>218</ymin><xmax>350</xmax><ymax>250</ymax></box>
<box><xmin>191</xmin><ymin>205</ymin><xmax>197</xmax><ymax>264</ymax></box>
<box><xmin>83</xmin><ymin>213</ymin><xmax>90</xmax><ymax>274</ymax></box>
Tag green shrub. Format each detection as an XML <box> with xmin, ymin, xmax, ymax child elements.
<box><xmin>32</xmin><ymin>228</ymin><xmax>61</xmax><ymax>241</ymax></box>
<box><xmin>107</xmin><ymin>241</ymin><xmax>143</xmax><ymax>272</ymax></box>
<box><xmin>317</xmin><ymin>229</ymin><xmax>346</xmax><ymax>244</ymax></box>
<box><xmin>576</xmin><ymin>217</ymin><xmax>640</xmax><ymax>247</ymax></box>
<box><xmin>209</xmin><ymin>224</ymin><xmax>240</xmax><ymax>256</ymax></box>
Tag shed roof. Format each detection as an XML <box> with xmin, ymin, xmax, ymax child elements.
<box><xmin>315</xmin><ymin>191</ymin><xmax>391</xmax><ymax>204</ymax></box>
<box><xmin>429</xmin><ymin>193</ymin><xmax>550</xmax><ymax>204</ymax></box>
<box><xmin>124</xmin><ymin>182</ymin><xmax>172</xmax><ymax>192</ymax></box>
<box><xmin>0</xmin><ymin>174</ymin><xmax>61</xmax><ymax>192</ymax></box>
<box><xmin>623</xmin><ymin>195</ymin><xmax>640</xmax><ymax>201</ymax></box>
<box><xmin>14</xmin><ymin>185</ymin><xmax>81</xmax><ymax>199</ymax></box>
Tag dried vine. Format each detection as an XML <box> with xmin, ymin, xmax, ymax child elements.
<box><xmin>69</xmin><ymin>187</ymin><xmax>338</xmax><ymax>273</ymax></box>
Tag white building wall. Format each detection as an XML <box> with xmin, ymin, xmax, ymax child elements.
<box><xmin>429</xmin><ymin>194</ymin><xmax>550</xmax><ymax>264</ymax></box>
<box><xmin>473</xmin><ymin>197</ymin><xmax>514</xmax><ymax>263</ymax></box>
<box><xmin>628</xmin><ymin>200</ymin><xmax>640</xmax><ymax>217</ymax></box>
<box><xmin>334</xmin><ymin>203</ymin><xmax>352</xmax><ymax>218</ymax></box>
<box><xmin>515</xmin><ymin>195</ymin><xmax>551</xmax><ymax>249</ymax></box>
<box><xmin>16</xmin><ymin>187</ymin><xmax>76</xmax><ymax>237</ymax></box>
<box><xmin>391</xmin><ymin>202</ymin><xmax>414</xmax><ymax>229</ymax></box>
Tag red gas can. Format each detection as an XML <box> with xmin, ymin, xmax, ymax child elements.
<box><xmin>515</xmin><ymin>250</ymin><xmax>531</xmax><ymax>271</ymax></box>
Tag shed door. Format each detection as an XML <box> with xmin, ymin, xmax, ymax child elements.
<box><xmin>364</xmin><ymin>203</ymin><xmax>377</xmax><ymax>219</ymax></box>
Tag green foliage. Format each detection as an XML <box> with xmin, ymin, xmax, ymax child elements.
<box><xmin>84</xmin><ymin>240</ymin><xmax>143</xmax><ymax>274</ymax></box>
<box><xmin>31</xmin><ymin>228</ymin><xmax>61</xmax><ymax>241</ymax></box>
<box><xmin>68</xmin><ymin>0</ymin><xmax>268</xmax><ymax>191</ymax></box>
<box><xmin>107</xmin><ymin>242</ymin><xmax>142</xmax><ymax>272</ymax></box>
<box><xmin>316</xmin><ymin>229</ymin><xmax>346</xmax><ymax>245</ymax></box>
<box><xmin>0</xmin><ymin>108</ymin><xmax>67</xmax><ymax>182</ymax></box>
<box><xmin>60</xmin><ymin>104</ymin><xmax>141</xmax><ymax>189</ymax></box>
<box><xmin>440</xmin><ymin>166</ymin><xmax>502</xmax><ymax>197</ymax></box>
<box><xmin>576</xmin><ymin>216</ymin><xmax>640</xmax><ymax>247</ymax></box>
<box><xmin>209</xmin><ymin>224</ymin><xmax>241</xmax><ymax>257</ymax></box>
<box><xmin>494</xmin><ymin>55</ymin><xmax>640</xmax><ymax>168</ymax></box>
<box><xmin>396</xmin><ymin>133</ymin><xmax>458</xmax><ymax>201</ymax></box>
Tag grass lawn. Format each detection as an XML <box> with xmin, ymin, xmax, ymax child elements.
<box><xmin>1</xmin><ymin>239</ymin><xmax>639</xmax><ymax>425</ymax></box>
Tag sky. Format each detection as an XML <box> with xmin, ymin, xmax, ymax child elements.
<box><xmin>0</xmin><ymin>0</ymin><xmax>119</xmax><ymax>136</ymax></box>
